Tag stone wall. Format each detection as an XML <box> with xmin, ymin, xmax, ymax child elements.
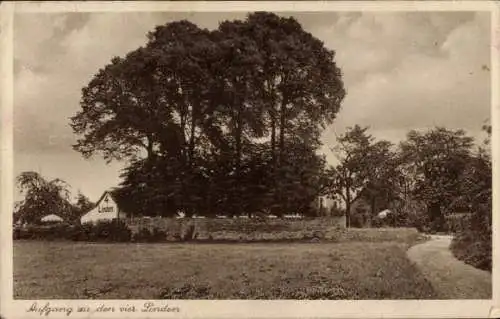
<box><xmin>126</xmin><ymin>216</ymin><xmax>346</xmax><ymax>241</ymax></box>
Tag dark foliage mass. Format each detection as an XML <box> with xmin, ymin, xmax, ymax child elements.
<box><xmin>69</xmin><ymin>12</ymin><xmax>345</xmax><ymax>219</ymax></box>
<box><xmin>76</xmin><ymin>220</ymin><xmax>132</xmax><ymax>242</ymax></box>
<box><xmin>326</xmin><ymin>124</ymin><xmax>491</xmax><ymax>270</ymax></box>
<box><xmin>449</xmin><ymin>125</ymin><xmax>492</xmax><ymax>271</ymax></box>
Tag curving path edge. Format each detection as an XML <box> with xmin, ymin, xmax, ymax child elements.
<box><xmin>406</xmin><ymin>235</ymin><xmax>492</xmax><ymax>299</ymax></box>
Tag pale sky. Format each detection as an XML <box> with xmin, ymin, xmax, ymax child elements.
<box><xmin>13</xmin><ymin>11</ymin><xmax>491</xmax><ymax>202</ymax></box>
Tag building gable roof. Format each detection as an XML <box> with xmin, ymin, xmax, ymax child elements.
<box><xmin>79</xmin><ymin>190</ymin><xmax>119</xmax><ymax>215</ymax></box>
<box><xmin>94</xmin><ymin>190</ymin><xmax>118</xmax><ymax>207</ymax></box>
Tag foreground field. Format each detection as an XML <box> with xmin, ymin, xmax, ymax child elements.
<box><xmin>14</xmin><ymin>230</ymin><xmax>436</xmax><ymax>299</ymax></box>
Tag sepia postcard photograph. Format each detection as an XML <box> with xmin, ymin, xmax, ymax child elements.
<box><xmin>0</xmin><ymin>1</ymin><xmax>499</xmax><ymax>318</ymax></box>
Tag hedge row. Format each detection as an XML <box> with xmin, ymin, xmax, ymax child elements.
<box><xmin>13</xmin><ymin>219</ymin><xmax>343</xmax><ymax>243</ymax></box>
<box><xmin>13</xmin><ymin>220</ymin><xmax>133</xmax><ymax>242</ymax></box>
<box><xmin>450</xmin><ymin>230</ymin><xmax>492</xmax><ymax>271</ymax></box>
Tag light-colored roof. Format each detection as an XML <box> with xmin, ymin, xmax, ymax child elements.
<box><xmin>377</xmin><ymin>209</ymin><xmax>392</xmax><ymax>219</ymax></box>
<box><xmin>41</xmin><ymin>214</ymin><xmax>64</xmax><ymax>222</ymax></box>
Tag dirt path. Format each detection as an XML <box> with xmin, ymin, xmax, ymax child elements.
<box><xmin>407</xmin><ymin>235</ymin><xmax>491</xmax><ymax>299</ymax></box>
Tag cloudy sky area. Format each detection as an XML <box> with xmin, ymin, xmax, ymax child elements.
<box><xmin>13</xmin><ymin>11</ymin><xmax>491</xmax><ymax>202</ymax></box>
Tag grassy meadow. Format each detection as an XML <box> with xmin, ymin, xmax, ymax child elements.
<box><xmin>14</xmin><ymin>228</ymin><xmax>436</xmax><ymax>299</ymax></box>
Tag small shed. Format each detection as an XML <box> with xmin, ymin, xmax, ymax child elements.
<box><xmin>80</xmin><ymin>190</ymin><xmax>126</xmax><ymax>224</ymax></box>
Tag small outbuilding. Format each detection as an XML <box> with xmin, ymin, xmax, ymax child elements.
<box><xmin>80</xmin><ymin>190</ymin><xmax>126</xmax><ymax>224</ymax></box>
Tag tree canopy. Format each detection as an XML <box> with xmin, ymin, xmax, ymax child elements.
<box><xmin>15</xmin><ymin>172</ymin><xmax>75</xmax><ymax>224</ymax></box>
<box><xmin>327</xmin><ymin>125</ymin><xmax>400</xmax><ymax>227</ymax></box>
<box><xmin>70</xmin><ymin>12</ymin><xmax>346</xmax><ymax>218</ymax></box>
<box><xmin>399</xmin><ymin>127</ymin><xmax>474</xmax><ymax>231</ymax></box>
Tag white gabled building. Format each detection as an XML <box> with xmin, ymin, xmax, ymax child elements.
<box><xmin>80</xmin><ymin>190</ymin><xmax>126</xmax><ymax>224</ymax></box>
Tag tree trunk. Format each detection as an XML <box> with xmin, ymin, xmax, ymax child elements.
<box><xmin>236</xmin><ymin>127</ymin><xmax>242</xmax><ymax>174</ymax></box>
<box><xmin>278</xmin><ymin>98</ymin><xmax>287</xmax><ymax>165</ymax></box>
<box><xmin>345</xmin><ymin>202</ymin><xmax>351</xmax><ymax>228</ymax></box>
<box><xmin>189</xmin><ymin>106</ymin><xmax>196</xmax><ymax>166</ymax></box>
<box><xmin>234</xmin><ymin>100</ymin><xmax>243</xmax><ymax>217</ymax></box>
<box><xmin>345</xmin><ymin>188</ymin><xmax>351</xmax><ymax>228</ymax></box>
<box><xmin>277</xmin><ymin>99</ymin><xmax>288</xmax><ymax>217</ymax></box>
<box><xmin>146</xmin><ymin>134</ymin><xmax>154</xmax><ymax>160</ymax></box>
<box><xmin>270</xmin><ymin>109</ymin><xmax>278</xmax><ymax>215</ymax></box>
<box><xmin>267</xmin><ymin>79</ymin><xmax>277</xmax><ymax>168</ymax></box>
<box><xmin>271</xmin><ymin>115</ymin><xmax>276</xmax><ymax>167</ymax></box>
<box><xmin>180</xmin><ymin>111</ymin><xmax>186</xmax><ymax>160</ymax></box>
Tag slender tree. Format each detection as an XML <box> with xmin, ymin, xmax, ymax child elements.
<box><xmin>70</xmin><ymin>191</ymin><xmax>95</xmax><ymax>223</ymax></box>
<box><xmin>328</xmin><ymin>125</ymin><xmax>402</xmax><ymax>227</ymax></box>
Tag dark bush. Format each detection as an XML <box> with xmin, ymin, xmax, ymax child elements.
<box><xmin>447</xmin><ymin>151</ymin><xmax>492</xmax><ymax>271</ymax></box>
<box><xmin>449</xmin><ymin>208</ymin><xmax>491</xmax><ymax>272</ymax></box>
<box><xmin>13</xmin><ymin>223</ymin><xmax>74</xmax><ymax>241</ymax></box>
<box><xmin>151</xmin><ymin>227</ymin><xmax>167</xmax><ymax>242</ymax></box>
<box><xmin>13</xmin><ymin>226</ymin><xmax>21</xmax><ymax>240</ymax></box>
<box><xmin>451</xmin><ymin>231</ymin><xmax>491</xmax><ymax>271</ymax></box>
<box><xmin>446</xmin><ymin>214</ymin><xmax>469</xmax><ymax>234</ymax></box>
<box><xmin>132</xmin><ymin>227</ymin><xmax>167</xmax><ymax>243</ymax></box>
<box><xmin>371</xmin><ymin>213</ymin><xmax>398</xmax><ymax>228</ymax></box>
<box><xmin>88</xmin><ymin>220</ymin><xmax>132</xmax><ymax>242</ymax></box>
<box><xmin>14</xmin><ymin>219</ymin><xmax>132</xmax><ymax>242</ymax></box>
<box><xmin>173</xmin><ymin>232</ymin><xmax>182</xmax><ymax>241</ymax></box>
<box><xmin>350</xmin><ymin>206</ymin><xmax>370</xmax><ymax>228</ymax></box>
<box><xmin>410</xmin><ymin>214</ymin><xmax>431</xmax><ymax>233</ymax></box>
<box><xmin>371</xmin><ymin>218</ymin><xmax>383</xmax><ymax>228</ymax></box>
<box><xmin>133</xmin><ymin>227</ymin><xmax>153</xmax><ymax>242</ymax></box>
<box><xmin>74</xmin><ymin>222</ymin><xmax>94</xmax><ymax>241</ymax></box>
